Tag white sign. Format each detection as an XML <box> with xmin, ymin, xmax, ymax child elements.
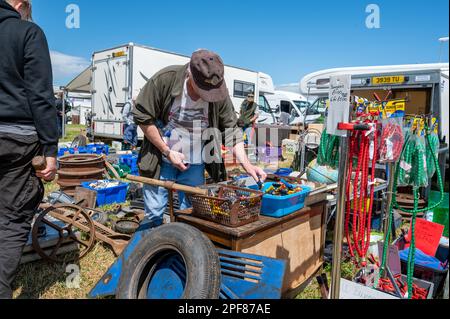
<box><xmin>415</xmin><ymin>75</ymin><xmax>431</xmax><ymax>82</ymax></box>
<box><xmin>339</xmin><ymin>279</ymin><xmax>398</xmax><ymax>299</ymax></box>
<box><xmin>327</xmin><ymin>75</ymin><xmax>351</xmax><ymax>136</ymax></box>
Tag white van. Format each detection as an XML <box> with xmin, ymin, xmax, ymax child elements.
<box><xmin>265</xmin><ymin>90</ymin><xmax>321</xmax><ymax>125</ymax></box>
<box><xmin>91</xmin><ymin>43</ymin><xmax>276</xmax><ymax>140</ymax></box>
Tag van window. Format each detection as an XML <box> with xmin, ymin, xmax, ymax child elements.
<box><xmin>258</xmin><ymin>95</ymin><xmax>271</xmax><ymax>113</ymax></box>
<box><xmin>280</xmin><ymin>100</ymin><xmax>291</xmax><ymax>113</ymax></box>
<box><xmin>234</xmin><ymin>81</ymin><xmax>255</xmax><ymax>98</ymax></box>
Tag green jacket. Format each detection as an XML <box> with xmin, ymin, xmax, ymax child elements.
<box><xmin>239</xmin><ymin>100</ymin><xmax>258</xmax><ymax>126</ymax></box>
<box><xmin>132</xmin><ymin>64</ymin><xmax>243</xmax><ymax>182</ymax></box>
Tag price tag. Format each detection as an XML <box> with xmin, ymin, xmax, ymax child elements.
<box><xmin>406</xmin><ymin>219</ymin><xmax>444</xmax><ymax>257</ymax></box>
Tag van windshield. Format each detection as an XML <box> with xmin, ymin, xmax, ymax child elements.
<box><xmin>293</xmin><ymin>100</ymin><xmax>310</xmax><ymax>110</ymax></box>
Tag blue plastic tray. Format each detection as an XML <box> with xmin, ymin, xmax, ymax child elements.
<box><xmin>259</xmin><ymin>182</ymin><xmax>312</xmax><ymax>218</ymax></box>
<box><xmin>81</xmin><ymin>180</ymin><xmax>129</xmax><ymax>207</ymax></box>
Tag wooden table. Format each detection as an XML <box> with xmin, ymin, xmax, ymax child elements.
<box><xmin>175</xmin><ymin>200</ymin><xmax>327</xmax><ymax>297</ymax></box>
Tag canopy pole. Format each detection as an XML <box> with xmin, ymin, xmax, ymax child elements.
<box><xmin>330</xmin><ymin>134</ymin><xmax>350</xmax><ymax>299</ymax></box>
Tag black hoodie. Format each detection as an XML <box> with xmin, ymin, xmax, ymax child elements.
<box><xmin>0</xmin><ymin>0</ymin><xmax>58</xmax><ymax>157</ymax></box>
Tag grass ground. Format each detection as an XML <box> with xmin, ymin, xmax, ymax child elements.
<box><xmin>60</xmin><ymin>124</ymin><xmax>86</xmax><ymax>144</ymax></box>
<box><xmin>13</xmin><ymin>243</ymin><xmax>116</xmax><ymax>299</ymax></box>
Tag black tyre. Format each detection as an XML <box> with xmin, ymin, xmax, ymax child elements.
<box><xmin>71</xmin><ymin>135</ymin><xmax>87</xmax><ymax>148</ymax></box>
<box><xmin>116</xmin><ymin>223</ymin><xmax>221</xmax><ymax>299</ymax></box>
<box><xmin>90</xmin><ymin>210</ymin><xmax>109</xmax><ymax>225</ymax></box>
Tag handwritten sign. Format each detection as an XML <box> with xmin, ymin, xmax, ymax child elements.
<box><xmin>377</xmin><ymin>243</ymin><xmax>401</xmax><ymax>275</ymax></box>
<box><xmin>406</xmin><ymin>219</ymin><xmax>444</xmax><ymax>257</ymax></box>
<box><xmin>327</xmin><ymin>75</ymin><xmax>351</xmax><ymax>136</ymax></box>
<box><xmin>339</xmin><ymin>279</ymin><xmax>398</xmax><ymax>299</ymax></box>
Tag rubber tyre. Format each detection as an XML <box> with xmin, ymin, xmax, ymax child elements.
<box><xmin>116</xmin><ymin>223</ymin><xmax>221</xmax><ymax>299</ymax></box>
<box><xmin>71</xmin><ymin>135</ymin><xmax>87</xmax><ymax>148</ymax></box>
<box><xmin>90</xmin><ymin>210</ymin><xmax>109</xmax><ymax>225</ymax></box>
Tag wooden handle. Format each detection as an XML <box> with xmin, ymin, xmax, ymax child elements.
<box><xmin>127</xmin><ymin>175</ymin><xmax>208</xmax><ymax>196</ymax></box>
<box><xmin>32</xmin><ymin>156</ymin><xmax>47</xmax><ymax>171</ymax></box>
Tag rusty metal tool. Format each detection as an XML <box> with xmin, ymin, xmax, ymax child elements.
<box><xmin>37</xmin><ymin>203</ymin><xmax>132</xmax><ymax>257</ymax></box>
<box><xmin>127</xmin><ymin>175</ymin><xmax>208</xmax><ymax>196</ymax></box>
<box><xmin>32</xmin><ymin>204</ymin><xmax>96</xmax><ymax>263</ymax></box>
<box><xmin>32</xmin><ymin>156</ymin><xmax>47</xmax><ymax>171</ymax></box>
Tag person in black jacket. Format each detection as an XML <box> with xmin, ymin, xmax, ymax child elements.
<box><xmin>0</xmin><ymin>0</ymin><xmax>58</xmax><ymax>299</ymax></box>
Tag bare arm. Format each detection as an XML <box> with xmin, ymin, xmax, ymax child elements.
<box><xmin>250</xmin><ymin>113</ymin><xmax>259</xmax><ymax>123</ymax></box>
<box><xmin>233</xmin><ymin>142</ymin><xmax>267</xmax><ymax>182</ymax></box>
<box><xmin>139</xmin><ymin>124</ymin><xmax>187</xmax><ymax>171</ymax></box>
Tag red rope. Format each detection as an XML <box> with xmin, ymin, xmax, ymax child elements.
<box><xmin>345</xmin><ymin>121</ymin><xmax>379</xmax><ymax>263</ymax></box>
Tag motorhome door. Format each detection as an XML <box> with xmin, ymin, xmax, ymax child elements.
<box><xmin>93</xmin><ymin>55</ymin><xmax>129</xmax><ymax>122</ymax></box>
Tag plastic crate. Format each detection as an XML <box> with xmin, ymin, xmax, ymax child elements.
<box><xmin>87</xmin><ymin>144</ymin><xmax>110</xmax><ymax>155</ymax></box>
<box><xmin>259</xmin><ymin>182</ymin><xmax>312</xmax><ymax>218</ymax></box>
<box><xmin>395</xmin><ymin>236</ymin><xmax>448</xmax><ymax>298</ymax></box>
<box><xmin>57</xmin><ymin>148</ymin><xmax>69</xmax><ymax>157</ymax></box>
<box><xmin>77</xmin><ymin>146</ymin><xmax>89</xmax><ymax>154</ymax></box>
<box><xmin>81</xmin><ymin>180</ymin><xmax>129</xmax><ymax>207</ymax></box>
<box><xmin>189</xmin><ymin>185</ymin><xmax>263</xmax><ymax>227</ymax></box>
<box><xmin>119</xmin><ymin>154</ymin><xmax>139</xmax><ymax>173</ymax></box>
<box><xmin>354</xmin><ymin>270</ymin><xmax>434</xmax><ymax>299</ymax></box>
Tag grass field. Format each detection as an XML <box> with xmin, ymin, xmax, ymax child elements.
<box><xmin>60</xmin><ymin>124</ymin><xmax>86</xmax><ymax>144</ymax></box>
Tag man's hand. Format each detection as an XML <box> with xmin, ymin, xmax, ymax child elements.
<box><xmin>36</xmin><ymin>157</ymin><xmax>57</xmax><ymax>182</ymax></box>
<box><xmin>167</xmin><ymin>151</ymin><xmax>188</xmax><ymax>172</ymax></box>
<box><xmin>244</xmin><ymin>165</ymin><xmax>267</xmax><ymax>184</ymax></box>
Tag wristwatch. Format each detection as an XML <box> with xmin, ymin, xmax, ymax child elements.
<box><xmin>162</xmin><ymin>149</ymin><xmax>171</xmax><ymax>159</ymax></box>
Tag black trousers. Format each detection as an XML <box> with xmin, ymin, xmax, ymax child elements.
<box><xmin>0</xmin><ymin>133</ymin><xmax>44</xmax><ymax>299</ymax></box>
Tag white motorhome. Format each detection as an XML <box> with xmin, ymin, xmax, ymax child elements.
<box><xmin>91</xmin><ymin>43</ymin><xmax>275</xmax><ymax>140</ymax></box>
<box><xmin>67</xmin><ymin>92</ymin><xmax>92</xmax><ymax>125</ymax></box>
<box><xmin>300</xmin><ymin>63</ymin><xmax>449</xmax><ymax>144</ymax></box>
<box><xmin>265</xmin><ymin>90</ymin><xmax>321</xmax><ymax>125</ymax></box>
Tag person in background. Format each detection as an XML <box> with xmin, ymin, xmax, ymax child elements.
<box><xmin>122</xmin><ymin>97</ymin><xmax>138</xmax><ymax>150</ymax></box>
<box><xmin>279</xmin><ymin>101</ymin><xmax>291</xmax><ymax>126</ymax></box>
<box><xmin>55</xmin><ymin>91</ymin><xmax>71</xmax><ymax>138</ymax></box>
<box><xmin>0</xmin><ymin>0</ymin><xmax>58</xmax><ymax>299</ymax></box>
<box><xmin>133</xmin><ymin>50</ymin><xmax>267</xmax><ymax>226</ymax></box>
<box><xmin>237</xmin><ymin>92</ymin><xmax>259</xmax><ymax>145</ymax></box>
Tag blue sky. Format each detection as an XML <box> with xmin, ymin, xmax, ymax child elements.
<box><xmin>32</xmin><ymin>0</ymin><xmax>449</xmax><ymax>86</ymax></box>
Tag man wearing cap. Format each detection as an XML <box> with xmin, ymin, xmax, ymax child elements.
<box><xmin>133</xmin><ymin>50</ymin><xmax>267</xmax><ymax>226</ymax></box>
<box><xmin>238</xmin><ymin>92</ymin><xmax>259</xmax><ymax>145</ymax></box>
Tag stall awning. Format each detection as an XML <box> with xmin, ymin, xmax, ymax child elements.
<box><xmin>65</xmin><ymin>67</ymin><xmax>92</xmax><ymax>93</ymax></box>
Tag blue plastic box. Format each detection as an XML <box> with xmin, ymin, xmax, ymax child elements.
<box><xmin>274</xmin><ymin>168</ymin><xmax>293</xmax><ymax>176</ymax></box>
<box><xmin>119</xmin><ymin>155</ymin><xmax>139</xmax><ymax>174</ymax></box>
<box><xmin>81</xmin><ymin>180</ymin><xmax>129</xmax><ymax>207</ymax></box>
<box><xmin>87</xmin><ymin>144</ymin><xmax>110</xmax><ymax>155</ymax></box>
<box><xmin>258</xmin><ymin>182</ymin><xmax>312</xmax><ymax>218</ymax></box>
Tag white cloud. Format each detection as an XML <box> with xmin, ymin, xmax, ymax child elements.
<box><xmin>50</xmin><ymin>50</ymin><xmax>90</xmax><ymax>83</ymax></box>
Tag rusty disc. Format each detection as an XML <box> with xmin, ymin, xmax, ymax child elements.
<box><xmin>32</xmin><ymin>204</ymin><xmax>96</xmax><ymax>263</ymax></box>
